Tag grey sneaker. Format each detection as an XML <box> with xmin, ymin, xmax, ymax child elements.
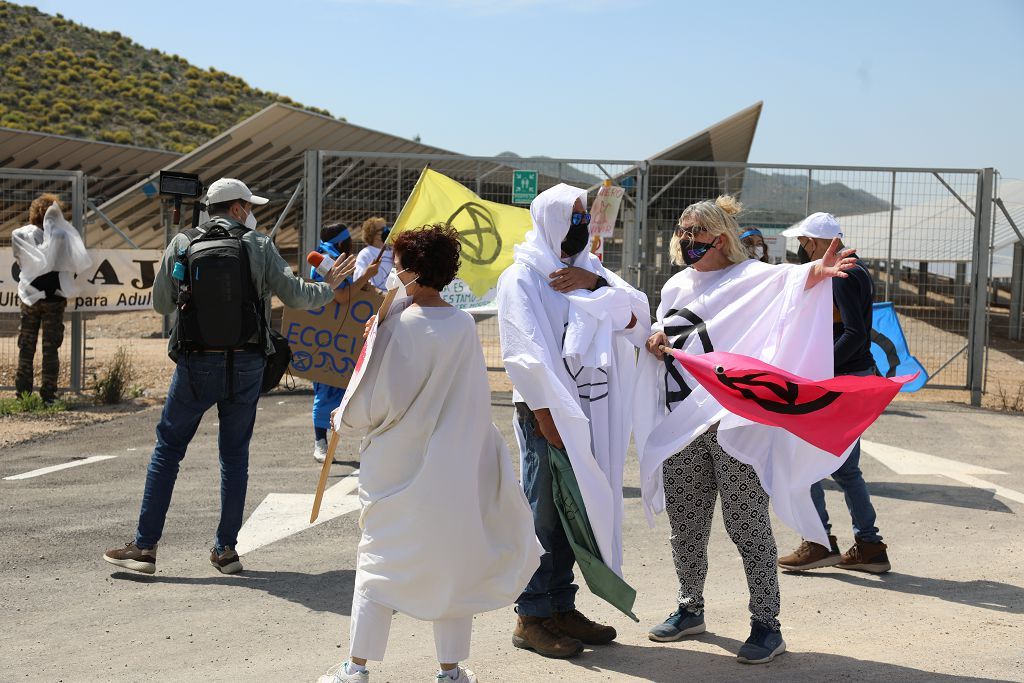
<box><xmin>736</xmin><ymin>621</ymin><xmax>786</xmax><ymax>664</ymax></box>
<box><xmin>210</xmin><ymin>546</ymin><xmax>242</xmax><ymax>574</ymax></box>
<box><xmin>103</xmin><ymin>542</ymin><xmax>157</xmax><ymax>574</ymax></box>
<box><xmin>648</xmin><ymin>605</ymin><xmax>706</xmax><ymax>642</ymax></box>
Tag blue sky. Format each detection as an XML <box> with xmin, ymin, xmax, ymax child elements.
<box><xmin>27</xmin><ymin>0</ymin><xmax>1024</xmax><ymax>178</ymax></box>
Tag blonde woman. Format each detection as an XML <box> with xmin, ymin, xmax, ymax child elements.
<box><xmin>640</xmin><ymin>196</ymin><xmax>856</xmax><ymax>664</ymax></box>
<box><xmin>354</xmin><ymin>216</ymin><xmax>394</xmax><ymax>292</ymax></box>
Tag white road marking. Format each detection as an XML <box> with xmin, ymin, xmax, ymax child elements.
<box><xmin>861</xmin><ymin>440</ymin><xmax>1024</xmax><ymax>505</ymax></box>
<box><xmin>3</xmin><ymin>455</ymin><xmax>118</xmax><ymax>481</ymax></box>
<box><xmin>235</xmin><ymin>470</ymin><xmax>361</xmax><ymax>556</ymax></box>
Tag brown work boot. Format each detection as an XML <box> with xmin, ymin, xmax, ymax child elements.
<box><xmin>839</xmin><ymin>539</ymin><xmax>891</xmax><ymax>573</ymax></box>
<box><xmin>512</xmin><ymin>614</ymin><xmax>583</xmax><ymax>658</ymax></box>
<box><xmin>103</xmin><ymin>541</ymin><xmax>157</xmax><ymax>574</ymax></box>
<box><xmin>778</xmin><ymin>536</ymin><xmax>841</xmax><ymax>571</ymax></box>
<box><xmin>548</xmin><ymin>608</ymin><xmax>617</xmax><ymax>645</ymax></box>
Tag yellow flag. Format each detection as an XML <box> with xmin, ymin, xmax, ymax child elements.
<box><xmin>390</xmin><ymin>168</ymin><xmax>531</xmax><ymax>296</ymax></box>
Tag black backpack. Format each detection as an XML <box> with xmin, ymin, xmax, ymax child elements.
<box><xmin>175</xmin><ymin>217</ymin><xmax>261</xmax><ymax>352</ymax></box>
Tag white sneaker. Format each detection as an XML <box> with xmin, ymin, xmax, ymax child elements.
<box><xmin>435</xmin><ymin>667</ymin><xmax>477</xmax><ymax>682</ymax></box>
<box><xmin>318</xmin><ymin>661</ymin><xmax>368</xmax><ymax>683</ymax></box>
<box><xmin>313</xmin><ymin>438</ymin><xmax>329</xmax><ymax>463</ymax></box>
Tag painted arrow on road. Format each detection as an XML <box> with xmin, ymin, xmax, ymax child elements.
<box><xmin>235</xmin><ymin>470</ymin><xmax>361</xmax><ymax>556</ymax></box>
<box><xmin>861</xmin><ymin>441</ymin><xmax>1024</xmax><ymax>505</ymax></box>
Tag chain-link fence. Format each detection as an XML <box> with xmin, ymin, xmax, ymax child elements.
<box><xmin>307</xmin><ymin>153</ymin><xmax>1000</xmax><ymax>401</ymax></box>
<box><xmin>0</xmin><ymin>168</ymin><xmax>87</xmax><ymax>393</ymax></box>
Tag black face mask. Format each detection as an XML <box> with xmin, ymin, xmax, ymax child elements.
<box><xmin>561</xmin><ymin>222</ymin><xmax>590</xmax><ymax>257</ymax></box>
<box><xmin>797</xmin><ymin>244</ymin><xmax>812</xmax><ymax>264</ymax></box>
<box><xmin>682</xmin><ymin>240</ymin><xmax>714</xmax><ymax>266</ymax></box>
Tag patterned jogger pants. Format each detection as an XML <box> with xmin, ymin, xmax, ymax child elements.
<box><xmin>662</xmin><ymin>431</ymin><xmax>781</xmax><ymax>630</ymax></box>
<box><xmin>16</xmin><ymin>299</ymin><xmax>67</xmax><ymax>401</ymax></box>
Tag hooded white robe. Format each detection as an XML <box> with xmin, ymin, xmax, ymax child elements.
<box><xmin>496</xmin><ymin>183</ymin><xmax>650</xmax><ymax>575</ymax></box>
<box><xmin>633</xmin><ymin>259</ymin><xmax>852</xmax><ymax>546</ymax></box>
<box><xmin>11</xmin><ymin>203</ymin><xmax>91</xmax><ymax>305</ymax></box>
<box><xmin>338</xmin><ymin>304</ymin><xmax>540</xmax><ymax>620</ymax></box>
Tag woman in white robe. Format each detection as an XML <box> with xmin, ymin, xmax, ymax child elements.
<box><xmin>319</xmin><ymin>225</ymin><xmax>539</xmax><ymax>683</ymax></box>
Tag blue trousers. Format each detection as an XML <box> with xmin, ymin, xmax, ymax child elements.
<box><xmin>312</xmin><ymin>381</ymin><xmax>346</xmax><ymax>431</ymax></box>
<box><xmin>514</xmin><ymin>404</ymin><xmax>578</xmax><ymax>617</ymax></box>
<box><xmin>135</xmin><ymin>351</ymin><xmax>264</xmax><ymax>551</ymax></box>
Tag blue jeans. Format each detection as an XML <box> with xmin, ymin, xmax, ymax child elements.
<box><xmin>135</xmin><ymin>351</ymin><xmax>264</xmax><ymax>552</ymax></box>
<box><xmin>514</xmin><ymin>404</ymin><xmax>578</xmax><ymax>618</ymax></box>
<box><xmin>810</xmin><ymin>368</ymin><xmax>882</xmax><ymax>543</ymax></box>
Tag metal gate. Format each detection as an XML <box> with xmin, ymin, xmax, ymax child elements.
<box><xmin>302</xmin><ymin>152</ymin><xmax>998</xmax><ymax>404</ymax></box>
<box><xmin>0</xmin><ymin>168</ymin><xmax>88</xmax><ymax>393</ymax></box>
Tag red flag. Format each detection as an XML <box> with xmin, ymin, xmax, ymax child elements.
<box><xmin>666</xmin><ymin>350</ymin><xmax>917</xmax><ymax>456</ymax></box>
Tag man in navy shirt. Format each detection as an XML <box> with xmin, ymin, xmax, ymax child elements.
<box><xmin>777</xmin><ymin>213</ymin><xmax>891</xmax><ymax>574</ymax></box>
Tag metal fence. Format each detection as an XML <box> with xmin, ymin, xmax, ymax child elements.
<box><xmin>307</xmin><ymin>152</ymin><xmax>999</xmax><ymax>404</ymax></box>
<box><xmin>0</xmin><ymin>168</ymin><xmax>87</xmax><ymax>393</ymax></box>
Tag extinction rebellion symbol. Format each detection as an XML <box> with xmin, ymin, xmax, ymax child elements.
<box><xmin>664</xmin><ymin>307</ymin><xmax>713</xmax><ymax>409</ymax></box>
<box><xmin>447</xmin><ymin>202</ymin><xmax>502</xmax><ymax>265</ymax></box>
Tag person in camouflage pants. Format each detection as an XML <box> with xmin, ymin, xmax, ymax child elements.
<box><xmin>16</xmin><ymin>298</ymin><xmax>67</xmax><ymax>403</ymax></box>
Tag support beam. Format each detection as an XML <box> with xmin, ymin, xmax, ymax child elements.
<box><xmin>918</xmin><ymin>261</ymin><xmax>928</xmax><ymax>307</ymax></box>
<box><xmin>967</xmin><ymin>168</ymin><xmax>994</xmax><ymax>406</ymax></box>
<box><xmin>1010</xmin><ymin>243</ymin><xmax>1023</xmax><ymax>341</ymax></box>
<box><xmin>301</xmin><ymin>150</ymin><xmax>323</xmax><ymax>276</ymax></box>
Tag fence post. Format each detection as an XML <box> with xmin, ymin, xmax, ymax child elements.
<box><xmin>625</xmin><ymin>162</ymin><xmax>646</xmax><ymax>290</ymax></box>
<box><xmin>967</xmin><ymin>168</ymin><xmax>994</xmax><ymax>406</ymax></box>
<box><xmin>70</xmin><ymin>171</ymin><xmax>86</xmax><ymax>393</ymax></box>
<box><xmin>1010</xmin><ymin>242</ymin><xmax>1023</xmax><ymax>341</ymax></box>
<box><xmin>301</xmin><ymin>150</ymin><xmax>322</xmax><ymax>274</ymax></box>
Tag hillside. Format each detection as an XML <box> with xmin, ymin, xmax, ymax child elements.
<box><xmin>0</xmin><ymin>2</ymin><xmax>335</xmax><ymax>153</ymax></box>
<box><xmin>740</xmin><ymin>169</ymin><xmax>893</xmax><ymax>228</ymax></box>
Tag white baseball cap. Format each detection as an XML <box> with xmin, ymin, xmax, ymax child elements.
<box><xmin>205</xmin><ymin>178</ymin><xmax>269</xmax><ymax>206</ymax></box>
<box><xmin>781</xmin><ymin>212</ymin><xmax>843</xmax><ymax>239</ymax></box>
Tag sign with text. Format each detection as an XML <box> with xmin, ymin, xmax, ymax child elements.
<box><xmin>1</xmin><ymin>248</ymin><xmax>163</xmax><ymax>312</ymax></box>
<box><xmin>281</xmin><ymin>287</ymin><xmax>380</xmax><ymax>389</ymax></box>
<box><xmin>590</xmin><ymin>184</ymin><xmax>625</xmax><ymax>237</ymax></box>
<box><xmin>512</xmin><ymin>170</ymin><xmax>538</xmax><ymax>204</ymax></box>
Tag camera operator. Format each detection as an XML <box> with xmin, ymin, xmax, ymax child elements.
<box><xmin>104</xmin><ymin>177</ymin><xmax>356</xmax><ymax>576</ymax></box>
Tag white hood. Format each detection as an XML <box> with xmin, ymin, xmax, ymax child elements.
<box><xmin>514</xmin><ymin>183</ymin><xmax>589</xmax><ymax>277</ymax></box>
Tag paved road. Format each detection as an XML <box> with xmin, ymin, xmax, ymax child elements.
<box><xmin>2</xmin><ymin>394</ymin><xmax>1022</xmax><ymax>682</ymax></box>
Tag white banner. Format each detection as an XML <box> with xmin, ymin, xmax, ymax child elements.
<box><xmin>1</xmin><ymin>249</ymin><xmax>164</xmax><ymax>312</ymax></box>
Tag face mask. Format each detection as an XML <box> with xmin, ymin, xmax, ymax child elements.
<box><xmin>753</xmin><ymin>245</ymin><xmax>766</xmax><ymax>261</ymax></box>
<box><xmin>682</xmin><ymin>240</ymin><xmax>714</xmax><ymax>266</ymax></box>
<box><xmin>797</xmin><ymin>243</ymin><xmax>812</xmax><ymax>264</ymax></box>
<box><xmin>381</xmin><ymin>227</ymin><xmax>391</xmax><ymax>242</ymax></box>
<box><xmin>561</xmin><ymin>222</ymin><xmax>590</xmax><ymax>257</ymax></box>
<box><xmin>244</xmin><ymin>211</ymin><xmax>257</xmax><ymax>230</ymax></box>
<box><xmin>385</xmin><ymin>267</ymin><xmax>418</xmax><ymax>301</ymax></box>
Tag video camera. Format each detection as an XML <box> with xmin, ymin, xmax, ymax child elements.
<box><xmin>159</xmin><ymin>171</ymin><xmax>204</xmax><ymax>229</ymax></box>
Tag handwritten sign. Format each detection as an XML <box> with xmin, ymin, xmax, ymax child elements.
<box><xmin>280</xmin><ymin>287</ymin><xmax>380</xmax><ymax>388</ymax></box>
<box><xmin>590</xmin><ymin>184</ymin><xmax>625</xmax><ymax>237</ymax></box>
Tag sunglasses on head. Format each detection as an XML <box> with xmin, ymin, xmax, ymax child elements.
<box><xmin>571</xmin><ymin>211</ymin><xmax>591</xmax><ymax>226</ymax></box>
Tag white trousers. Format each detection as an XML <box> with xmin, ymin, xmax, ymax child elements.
<box><xmin>349</xmin><ymin>590</ymin><xmax>473</xmax><ymax>663</ymax></box>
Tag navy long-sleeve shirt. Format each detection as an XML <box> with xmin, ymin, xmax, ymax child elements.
<box><xmin>832</xmin><ymin>259</ymin><xmax>875</xmax><ymax>375</ymax></box>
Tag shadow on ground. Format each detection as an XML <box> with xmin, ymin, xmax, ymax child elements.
<box><xmin>111</xmin><ymin>568</ymin><xmax>355</xmax><ymax>615</ymax></box>
<box><xmin>785</xmin><ymin>570</ymin><xmax>1024</xmax><ymax>614</ymax></box>
<box><xmin>820</xmin><ymin>479</ymin><xmax>1015</xmax><ymax>513</ymax></box>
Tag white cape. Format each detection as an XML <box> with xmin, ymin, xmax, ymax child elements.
<box><xmin>633</xmin><ymin>259</ymin><xmax>851</xmax><ymax>547</ymax></box>
<box><xmin>497</xmin><ymin>183</ymin><xmax>650</xmax><ymax>574</ymax></box>
<box><xmin>338</xmin><ymin>305</ymin><xmax>539</xmax><ymax>620</ymax></box>
<box><xmin>12</xmin><ymin>203</ymin><xmax>91</xmax><ymax>305</ymax></box>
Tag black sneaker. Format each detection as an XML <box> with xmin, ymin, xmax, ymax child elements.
<box><xmin>210</xmin><ymin>546</ymin><xmax>242</xmax><ymax>574</ymax></box>
<box><xmin>104</xmin><ymin>542</ymin><xmax>157</xmax><ymax>574</ymax></box>
<box><xmin>736</xmin><ymin>621</ymin><xmax>786</xmax><ymax>664</ymax></box>
<box><xmin>648</xmin><ymin>605</ymin><xmax>706</xmax><ymax>642</ymax></box>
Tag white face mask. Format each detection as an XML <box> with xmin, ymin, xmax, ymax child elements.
<box><xmin>753</xmin><ymin>245</ymin><xmax>766</xmax><ymax>260</ymax></box>
<box><xmin>244</xmin><ymin>211</ymin><xmax>257</xmax><ymax>230</ymax></box>
<box><xmin>385</xmin><ymin>267</ymin><xmax>418</xmax><ymax>300</ymax></box>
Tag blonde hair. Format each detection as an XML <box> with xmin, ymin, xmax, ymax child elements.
<box><xmin>360</xmin><ymin>216</ymin><xmax>387</xmax><ymax>244</ymax></box>
<box><xmin>669</xmin><ymin>195</ymin><xmax>749</xmax><ymax>267</ymax></box>
<box><xmin>29</xmin><ymin>193</ymin><xmax>62</xmax><ymax>228</ymax></box>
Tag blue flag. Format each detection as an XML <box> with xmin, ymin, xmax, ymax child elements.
<box><xmin>871</xmin><ymin>302</ymin><xmax>928</xmax><ymax>392</ymax></box>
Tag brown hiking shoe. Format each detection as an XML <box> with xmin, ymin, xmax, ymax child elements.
<box><xmin>512</xmin><ymin>614</ymin><xmax>583</xmax><ymax>658</ymax></box>
<box><xmin>103</xmin><ymin>542</ymin><xmax>157</xmax><ymax>574</ymax></box>
<box><xmin>210</xmin><ymin>546</ymin><xmax>243</xmax><ymax>575</ymax></box>
<box><xmin>778</xmin><ymin>535</ymin><xmax>840</xmax><ymax>571</ymax></box>
<box><xmin>839</xmin><ymin>540</ymin><xmax>891</xmax><ymax>573</ymax></box>
<box><xmin>548</xmin><ymin>609</ymin><xmax>617</xmax><ymax>645</ymax></box>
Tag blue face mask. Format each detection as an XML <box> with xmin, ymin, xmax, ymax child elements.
<box><xmin>682</xmin><ymin>240</ymin><xmax>714</xmax><ymax>266</ymax></box>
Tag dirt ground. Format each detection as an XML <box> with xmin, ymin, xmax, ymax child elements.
<box><xmin>1</xmin><ymin>309</ymin><xmax>1022</xmax><ymax>448</ymax></box>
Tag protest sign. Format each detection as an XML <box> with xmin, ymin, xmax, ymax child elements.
<box><xmin>0</xmin><ymin>248</ymin><xmax>163</xmax><ymax>312</ymax></box>
<box><xmin>590</xmin><ymin>184</ymin><xmax>625</xmax><ymax>238</ymax></box>
<box><xmin>280</xmin><ymin>287</ymin><xmax>380</xmax><ymax>388</ymax></box>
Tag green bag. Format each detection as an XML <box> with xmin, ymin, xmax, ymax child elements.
<box><xmin>548</xmin><ymin>444</ymin><xmax>639</xmax><ymax>622</ymax></box>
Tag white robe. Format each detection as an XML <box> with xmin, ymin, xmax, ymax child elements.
<box><xmin>339</xmin><ymin>304</ymin><xmax>540</xmax><ymax>620</ymax></box>
<box><xmin>497</xmin><ymin>183</ymin><xmax>650</xmax><ymax>575</ymax></box>
<box><xmin>633</xmin><ymin>259</ymin><xmax>852</xmax><ymax>546</ymax></box>
<box><xmin>354</xmin><ymin>245</ymin><xmax>394</xmax><ymax>292</ymax></box>
<box><xmin>11</xmin><ymin>203</ymin><xmax>91</xmax><ymax>305</ymax></box>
